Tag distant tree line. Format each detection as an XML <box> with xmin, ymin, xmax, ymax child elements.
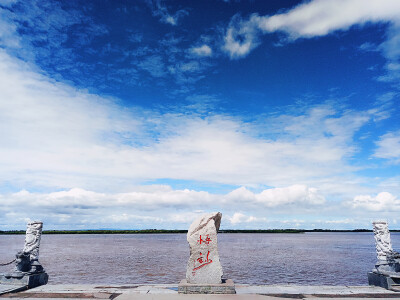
<box><xmin>219</xmin><ymin>229</ymin><xmax>304</xmax><ymax>233</ymax></box>
<box><xmin>1</xmin><ymin>228</ymin><xmax>397</xmax><ymax>235</ymax></box>
<box><xmin>0</xmin><ymin>229</ymin><xmax>188</xmax><ymax>235</ymax></box>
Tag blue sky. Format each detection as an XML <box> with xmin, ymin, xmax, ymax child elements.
<box><xmin>0</xmin><ymin>0</ymin><xmax>399</xmax><ymax>230</ymax></box>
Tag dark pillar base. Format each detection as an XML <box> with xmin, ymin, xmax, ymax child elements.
<box><xmin>0</xmin><ymin>272</ymin><xmax>48</xmax><ymax>294</ymax></box>
<box><xmin>178</xmin><ymin>279</ymin><xmax>236</xmax><ymax>294</ymax></box>
<box><xmin>368</xmin><ymin>272</ymin><xmax>400</xmax><ymax>291</ymax></box>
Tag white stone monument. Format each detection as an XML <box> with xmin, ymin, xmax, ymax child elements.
<box><xmin>186</xmin><ymin>212</ymin><xmax>223</xmax><ymax>284</ymax></box>
<box><xmin>178</xmin><ymin>212</ymin><xmax>235</xmax><ymax>294</ymax></box>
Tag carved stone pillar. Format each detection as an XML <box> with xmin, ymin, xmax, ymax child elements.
<box><xmin>373</xmin><ymin>221</ymin><xmax>393</xmax><ymax>262</ymax></box>
<box><xmin>23</xmin><ymin>221</ymin><xmax>43</xmax><ymax>262</ymax></box>
<box><xmin>1</xmin><ymin>221</ymin><xmax>48</xmax><ymax>289</ymax></box>
<box><xmin>369</xmin><ymin>221</ymin><xmax>400</xmax><ymax>290</ymax></box>
<box><xmin>9</xmin><ymin>221</ymin><xmax>45</xmax><ymax>275</ymax></box>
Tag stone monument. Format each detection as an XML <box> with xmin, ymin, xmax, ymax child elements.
<box><xmin>368</xmin><ymin>221</ymin><xmax>400</xmax><ymax>290</ymax></box>
<box><xmin>0</xmin><ymin>221</ymin><xmax>48</xmax><ymax>292</ymax></box>
<box><xmin>178</xmin><ymin>212</ymin><xmax>235</xmax><ymax>294</ymax></box>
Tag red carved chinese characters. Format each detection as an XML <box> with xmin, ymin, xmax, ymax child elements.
<box><xmin>197</xmin><ymin>234</ymin><xmax>212</xmax><ymax>245</ymax></box>
<box><xmin>193</xmin><ymin>250</ymin><xmax>212</xmax><ymax>271</ymax></box>
<box><xmin>192</xmin><ymin>235</ymin><xmax>213</xmax><ymax>275</ymax></box>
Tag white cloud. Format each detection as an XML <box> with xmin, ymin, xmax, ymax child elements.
<box><xmin>349</xmin><ymin>192</ymin><xmax>400</xmax><ymax>211</ymax></box>
<box><xmin>104</xmin><ymin>214</ymin><xmax>162</xmax><ymax>223</ymax></box>
<box><xmin>377</xmin><ymin>23</ymin><xmax>400</xmax><ymax>61</ymax></box>
<box><xmin>222</xmin><ymin>15</ymin><xmax>260</xmax><ymax>59</ymax></box>
<box><xmin>227</xmin><ymin>185</ymin><xmax>325</xmax><ymax>207</ymax></box>
<box><xmin>229</xmin><ymin>213</ymin><xmax>246</xmax><ymax>224</ymax></box>
<box><xmin>222</xmin><ymin>0</ymin><xmax>400</xmax><ymax>78</ymax></box>
<box><xmin>374</xmin><ymin>130</ymin><xmax>400</xmax><ymax>163</ymax></box>
<box><xmin>190</xmin><ymin>45</ymin><xmax>212</xmax><ymax>57</ymax></box>
<box><xmin>0</xmin><ymin>181</ymin><xmax>397</xmax><ymax>230</ymax></box>
<box><xmin>0</xmin><ymin>46</ymin><xmax>393</xmax><ymax>213</ymax></box>
<box><xmin>228</xmin><ymin>212</ymin><xmax>267</xmax><ymax>225</ymax></box>
<box><xmin>325</xmin><ymin>219</ymin><xmax>355</xmax><ymax>224</ymax></box>
<box><xmin>256</xmin><ymin>0</ymin><xmax>400</xmax><ymax>38</ymax></box>
<box><xmin>0</xmin><ymin>186</ymin><xmax>215</xmax><ymax>229</ymax></box>
<box><xmin>1</xmin><ymin>186</ymin><xmax>217</xmax><ymax>211</ymax></box>
<box><xmin>1</xmin><ymin>184</ymin><xmax>325</xmax><ymax>213</ymax></box>
<box><xmin>0</xmin><ymin>0</ymin><xmax>398</xmax><ymax>231</ymax></box>
<box><xmin>0</xmin><ymin>184</ymin><xmax>326</xmax><ymax>229</ymax></box>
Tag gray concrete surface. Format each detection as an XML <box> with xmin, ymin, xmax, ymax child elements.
<box><xmin>0</xmin><ymin>285</ymin><xmax>26</xmax><ymax>295</ymax></box>
<box><xmin>1</xmin><ymin>284</ymin><xmax>400</xmax><ymax>299</ymax></box>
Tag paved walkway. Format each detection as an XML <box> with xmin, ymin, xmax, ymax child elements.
<box><xmin>1</xmin><ymin>284</ymin><xmax>400</xmax><ymax>299</ymax></box>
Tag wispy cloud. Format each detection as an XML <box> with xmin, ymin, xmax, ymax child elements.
<box><xmin>0</xmin><ymin>184</ymin><xmax>325</xmax><ymax>230</ymax></box>
<box><xmin>348</xmin><ymin>192</ymin><xmax>400</xmax><ymax>211</ymax></box>
<box><xmin>222</xmin><ymin>14</ymin><xmax>260</xmax><ymax>59</ymax></box>
<box><xmin>0</xmin><ymin>48</ymin><xmax>391</xmax><ymax>196</ymax></box>
<box><xmin>0</xmin><ymin>0</ymin><xmax>208</xmax><ymax>96</ymax></box>
<box><xmin>190</xmin><ymin>44</ymin><xmax>212</xmax><ymax>57</ymax></box>
<box><xmin>0</xmin><ymin>0</ymin><xmax>18</xmax><ymax>7</ymax></box>
<box><xmin>325</xmin><ymin>219</ymin><xmax>355</xmax><ymax>224</ymax></box>
<box><xmin>183</xmin><ymin>94</ymin><xmax>220</xmax><ymax>114</ymax></box>
<box><xmin>148</xmin><ymin>0</ymin><xmax>188</xmax><ymax>26</ymax></box>
<box><xmin>374</xmin><ymin>130</ymin><xmax>400</xmax><ymax>163</ymax></box>
<box><xmin>128</xmin><ymin>32</ymin><xmax>143</xmax><ymax>43</ymax></box>
<box><xmin>0</xmin><ymin>7</ymin><xmax>20</xmax><ymax>48</ymax></box>
<box><xmin>137</xmin><ymin>55</ymin><xmax>167</xmax><ymax>78</ymax></box>
<box><xmin>254</xmin><ymin>0</ymin><xmax>400</xmax><ymax>38</ymax></box>
<box><xmin>0</xmin><ymin>0</ymin><xmax>399</xmax><ymax>232</ymax></box>
<box><xmin>2</xmin><ymin>0</ymin><xmax>87</xmax><ymax>57</ymax></box>
<box><xmin>359</xmin><ymin>42</ymin><xmax>380</xmax><ymax>52</ymax></box>
<box><xmin>228</xmin><ymin>213</ymin><xmax>267</xmax><ymax>225</ymax></box>
<box><xmin>0</xmin><ymin>0</ymin><xmax>110</xmax><ymax>91</ymax></box>
<box><xmin>0</xmin><ymin>1</ymin><xmax>399</xmax><ymax>230</ymax></box>
<box><xmin>227</xmin><ymin>185</ymin><xmax>325</xmax><ymax>207</ymax></box>
<box><xmin>222</xmin><ymin>0</ymin><xmax>400</xmax><ymax>81</ymax></box>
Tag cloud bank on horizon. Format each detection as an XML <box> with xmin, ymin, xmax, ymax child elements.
<box><xmin>0</xmin><ymin>0</ymin><xmax>399</xmax><ymax>230</ymax></box>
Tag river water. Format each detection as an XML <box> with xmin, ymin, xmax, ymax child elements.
<box><xmin>1</xmin><ymin>232</ymin><xmax>398</xmax><ymax>285</ymax></box>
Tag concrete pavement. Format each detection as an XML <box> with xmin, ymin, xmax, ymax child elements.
<box><xmin>1</xmin><ymin>284</ymin><xmax>400</xmax><ymax>299</ymax></box>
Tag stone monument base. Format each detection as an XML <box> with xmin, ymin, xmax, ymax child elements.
<box><xmin>0</xmin><ymin>272</ymin><xmax>48</xmax><ymax>291</ymax></box>
<box><xmin>178</xmin><ymin>279</ymin><xmax>236</xmax><ymax>294</ymax></box>
<box><xmin>368</xmin><ymin>272</ymin><xmax>400</xmax><ymax>291</ymax></box>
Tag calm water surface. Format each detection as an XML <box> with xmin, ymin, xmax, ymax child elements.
<box><xmin>1</xmin><ymin>233</ymin><xmax>398</xmax><ymax>285</ymax></box>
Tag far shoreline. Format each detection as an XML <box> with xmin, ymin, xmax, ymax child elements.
<box><xmin>0</xmin><ymin>229</ymin><xmax>391</xmax><ymax>235</ymax></box>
